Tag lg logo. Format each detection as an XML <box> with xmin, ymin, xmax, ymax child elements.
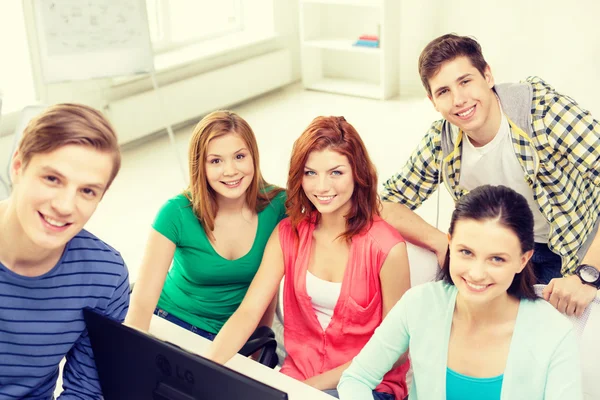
<box><xmin>155</xmin><ymin>355</ymin><xmax>195</xmax><ymax>384</ymax></box>
<box><xmin>155</xmin><ymin>355</ymin><xmax>171</xmax><ymax>376</ymax></box>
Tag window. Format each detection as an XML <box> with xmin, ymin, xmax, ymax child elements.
<box><xmin>146</xmin><ymin>0</ymin><xmax>243</xmax><ymax>53</ymax></box>
<box><xmin>0</xmin><ymin>2</ymin><xmax>37</xmax><ymax>114</ymax></box>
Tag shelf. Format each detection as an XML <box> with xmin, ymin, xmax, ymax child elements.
<box><xmin>299</xmin><ymin>0</ymin><xmax>397</xmax><ymax>99</ymax></box>
<box><xmin>305</xmin><ymin>78</ymin><xmax>382</xmax><ymax>99</ymax></box>
<box><xmin>302</xmin><ymin>39</ymin><xmax>381</xmax><ymax>54</ymax></box>
<box><xmin>300</xmin><ymin>0</ymin><xmax>382</xmax><ymax>7</ymax></box>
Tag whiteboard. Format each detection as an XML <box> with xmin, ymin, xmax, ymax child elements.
<box><xmin>33</xmin><ymin>0</ymin><xmax>154</xmax><ymax>83</ymax></box>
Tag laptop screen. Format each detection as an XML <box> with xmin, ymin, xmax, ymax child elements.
<box><xmin>83</xmin><ymin>308</ymin><xmax>288</xmax><ymax>400</ymax></box>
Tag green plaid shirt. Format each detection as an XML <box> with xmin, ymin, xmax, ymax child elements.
<box><xmin>382</xmin><ymin>77</ymin><xmax>600</xmax><ymax>275</ymax></box>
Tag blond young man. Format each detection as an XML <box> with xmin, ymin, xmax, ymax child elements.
<box><xmin>0</xmin><ymin>104</ymin><xmax>129</xmax><ymax>399</ymax></box>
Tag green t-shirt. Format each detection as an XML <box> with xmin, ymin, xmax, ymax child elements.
<box><xmin>153</xmin><ymin>190</ymin><xmax>287</xmax><ymax>334</ymax></box>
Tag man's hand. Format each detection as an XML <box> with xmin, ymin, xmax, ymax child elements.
<box><xmin>543</xmin><ymin>275</ymin><xmax>598</xmax><ymax>316</ymax></box>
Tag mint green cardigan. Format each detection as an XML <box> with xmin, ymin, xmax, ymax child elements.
<box><xmin>338</xmin><ymin>281</ymin><xmax>582</xmax><ymax>400</ymax></box>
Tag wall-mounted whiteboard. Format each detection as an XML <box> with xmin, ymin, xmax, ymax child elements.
<box><xmin>33</xmin><ymin>0</ymin><xmax>154</xmax><ymax>83</ymax></box>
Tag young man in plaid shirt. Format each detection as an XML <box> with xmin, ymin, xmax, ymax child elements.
<box><xmin>382</xmin><ymin>33</ymin><xmax>600</xmax><ymax>317</ymax></box>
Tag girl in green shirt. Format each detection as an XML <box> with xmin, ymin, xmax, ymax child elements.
<box><xmin>126</xmin><ymin>110</ymin><xmax>286</xmax><ymax>338</ymax></box>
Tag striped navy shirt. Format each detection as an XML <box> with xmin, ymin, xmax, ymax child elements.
<box><xmin>0</xmin><ymin>230</ymin><xmax>130</xmax><ymax>399</ymax></box>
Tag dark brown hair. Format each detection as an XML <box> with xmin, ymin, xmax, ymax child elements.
<box><xmin>418</xmin><ymin>33</ymin><xmax>488</xmax><ymax>97</ymax></box>
<box><xmin>437</xmin><ymin>185</ymin><xmax>538</xmax><ymax>300</ymax></box>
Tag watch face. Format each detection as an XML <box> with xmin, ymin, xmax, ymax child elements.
<box><xmin>580</xmin><ymin>265</ymin><xmax>600</xmax><ymax>283</ymax></box>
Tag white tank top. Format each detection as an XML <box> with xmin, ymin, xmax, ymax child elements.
<box><xmin>306</xmin><ymin>270</ymin><xmax>342</xmax><ymax>331</ymax></box>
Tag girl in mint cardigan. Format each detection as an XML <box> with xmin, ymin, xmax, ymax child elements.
<box><xmin>339</xmin><ymin>185</ymin><xmax>582</xmax><ymax>400</ymax></box>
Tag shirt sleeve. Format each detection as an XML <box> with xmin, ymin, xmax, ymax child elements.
<box><xmin>337</xmin><ymin>288</ymin><xmax>412</xmax><ymax>400</ymax></box>
<box><xmin>537</xmin><ymin>78</ymin><xmax>600</xmax><ymax>187</ymax></box>
<box><xmin>543</xmin><ymin>327</ymin><xmax>583</xmax><ymax>400</ymax></box>
<box><xmin>380</xmin><ymin>121</ymin><xmax>444</xmax><ymax>210</ymax></box>
<box><xmin>58</xmin><ymin>265</ymin><xmax>130</xmax><ymax>399</ymax></box>
<box><xmin>152</xmin><ymin>197</ymin><xmax>184</xmax><ymax>245</ymax></box>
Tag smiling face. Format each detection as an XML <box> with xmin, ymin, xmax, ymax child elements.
<box><xmin>302</xmin><ymin>148</ymin><xmax>354</xmax><ymax>218</ymax></box>
<box><xmin>204</xmin><ymin>133</ymin><xmax>254</xmax><ymax>203</ymax></box>
<box><xmin>10</xmin><ymin>145</ymin><xmax>113</xmax><ymax>251</ymax></box>
<box><xmin>449</xmin><ymin>218</ymin><xmax>533</xmax><ymax>305</ymax></box>
<box><xmin>428</xmin><ymin>56</ymin><xmax>499</xmax><ymax>144</ymax></box>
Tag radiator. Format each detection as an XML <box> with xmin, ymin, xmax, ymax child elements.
<box><xmin>106</xmin><ymin>49</ymin><xmax>293</xmax><ymax>145</ymax></box>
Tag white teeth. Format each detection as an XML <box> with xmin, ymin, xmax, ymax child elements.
<box><xmin>43</xmin><ymin>215</ymin><xmax>67</xmax><ymax>227</ymax></box>
<box><xmin>465</xmin><ymin>280</ymin><xmax>488</xmax><ymax>290</ymax></box>
<box><xmin>223</xmin><ymin>179</ymin><xmax>241</xmax><ymax>186</ymax></box>
<box><xmin>458</xmin><ymin>106</ymin><xmax>475</xmax><ymax>117</ymax></box>
<box><xmin>317</xmin><ymin>195</ymin><xmax>335</xmax><ymax>201</ymax></box>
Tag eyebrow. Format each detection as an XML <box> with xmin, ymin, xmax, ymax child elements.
<box><xmin>304</xmin><ymin>164</ymin><xmax>347</xmax><ymax>172</ymax></box>
<box><xmin>40</xmin><ymin>166</ymin><xmax>107</xmax><ymax>191</ymax></box>
<box><xmin>207</xmin><ymin>147</ymin><xmax>247</xmax><ymax>158</ymax></box>
<box><xmin>433</xmin><ymin>73</ymin><xmax>474</xmax><ymax>96</ymax></box>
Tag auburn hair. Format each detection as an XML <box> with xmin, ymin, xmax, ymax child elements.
<box><xmin>18</xmin><ymin>103</ymin><xmax>121</xmax><ymax>190</ymax></box>
<box><xmin>186</xmin><ymin>110</ymin><xmax>283</xmax><ymax>239</ymax></box>
<box><xmin>286</xmin><ymin>116</ymin><xmax>379</xmax><ymax>241</ymax></box>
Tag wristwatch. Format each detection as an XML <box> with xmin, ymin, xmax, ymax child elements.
<box><xmin>575</xmin><ymin>264</ymin><xmax>600</xmax><ymax>289</ymax></box>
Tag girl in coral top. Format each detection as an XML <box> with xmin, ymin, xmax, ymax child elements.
<box><xmin>206</xmin><ymin>116</ymin><xmax>411</xmax><ymax>399</ymax></box>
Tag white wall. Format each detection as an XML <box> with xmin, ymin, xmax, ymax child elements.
<box><xmin>0</xmin><ymin>134</ymin><xmax>14</xmax><ymax>199</ymax></box>
<box><xmin>398</xmin><ymin>0</ymin><xmax>443</xmax><ymax>97</ymax></box>
<box><xmin>398</xmin><ymin>0</ymin><xmax>600</xmax><ymax>115</ymax></box>
<box><xmin>0</xmin><ymin>1</ymin><xmax>301</xmax><ymax>197</ymax></box>
<box><xmin>33</xmin><ymin>0</ymin><xmax>301</xmax><ymax>111</ymax></box>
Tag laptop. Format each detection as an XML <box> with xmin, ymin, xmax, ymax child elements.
<box><xmin>83</xmin><ymin>308</ymin><xmax>288</xmax><ymax>400</ymax></box>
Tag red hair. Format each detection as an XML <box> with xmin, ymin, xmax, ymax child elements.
<box><xmin>286</xmin><ymin>116</ymin><xmax>380</xmax><ymax>241</ymax></box>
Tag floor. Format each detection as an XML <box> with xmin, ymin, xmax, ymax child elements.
<box><xmin>84</xmin><ymin>82</ymin><xmax>455</xmax><ymax>283</ymax></box>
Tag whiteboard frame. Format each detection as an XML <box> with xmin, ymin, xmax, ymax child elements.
<box><xmin>32</xmin><ymin>0</ymin><xmax>155</xmax><ymax>83</ymax></box>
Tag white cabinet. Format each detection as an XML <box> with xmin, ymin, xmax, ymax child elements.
<box><xmin>299</xmin><ymin>0</ymin><xmax>400</xmax><ymax>100</ymax></box>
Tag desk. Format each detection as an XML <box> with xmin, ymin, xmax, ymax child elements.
<box><xmin>149</xmin><ymin>315</ymin><xmax>335</xmax><ymax>400</ymax></box>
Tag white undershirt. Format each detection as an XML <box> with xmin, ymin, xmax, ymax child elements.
<box><xmin>306</xmin><ymin>270</ymin><xmax>342</xmax><ymax>330</ymax></box>
<box><xmin>459</xmin><ymin>102</ymin><xmax>550</xmax><ymax>243</ymax></box>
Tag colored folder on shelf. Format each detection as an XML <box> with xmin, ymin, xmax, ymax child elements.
<box><xmin>358</xmin><ymin>34</ymin><xmax>379</xmax><ymax>41</ymax></box>
<box><xmin>353</xmin><ymin>39</ymin><xmax>379</xmax><ymax>48</ymax></box>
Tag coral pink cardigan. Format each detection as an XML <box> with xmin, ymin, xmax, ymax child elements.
<box><xmin>278</xmin><ymin>216</ymin><xmax>409</xmax><ymax>399</ymax></box>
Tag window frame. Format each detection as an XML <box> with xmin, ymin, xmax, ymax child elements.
<box><xmin>146</xmin><ymin>0</ymin><xmax>244</xmax><ymax>55</ymax></box>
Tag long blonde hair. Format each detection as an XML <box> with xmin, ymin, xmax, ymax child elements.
<box><xmin>186</xmin><ymin>110</ymin><xmax>283</xmax><ymax>238</ymax></box>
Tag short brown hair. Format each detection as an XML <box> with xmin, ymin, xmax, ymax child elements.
<box><xmin>418</xmin><ymin>33</ymin><xmax>488</xmax><ymax>97</ymax></box>
<box><xmin>286</xmin><ymin>116</ymin><xmax>379</xmax><ymax>241</ymax></box>
<box><xmin>186</xmin><ymin>110</ymin><xmax>283</xmax><ymax>239</ymax></box>
<box><xmin>18</xmin><ymin>103</ymin><xmax>121</xmax><ymax>190</ymax></box>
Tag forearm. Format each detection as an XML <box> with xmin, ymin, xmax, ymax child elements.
<box><xmin>381</xmin><ymin>202</ymin><xmax>445</xmax><ymax>251</ymax></box>
<box><xmin>257</xmin><ymin>295</ymin><xmax>277</xmax><ymax>328</ymax></box>
<box><xmin>580</xmin><ymin>226</ymin><xmax>600</xmax><ymax>269</ymax></box>
<box><xmin>306</xmin><ymin>361</ymin><xmax>352</xmax><ymax>391</ymax></box>
<box><xmin>205</xmin><ymin>308</ymin><xmax>261</xmax><ymax>364</ymax></box>
<box><xmin>124</xmin><ymin>295</ymin><xmax>158</xmax><ymax>332</ymax></box>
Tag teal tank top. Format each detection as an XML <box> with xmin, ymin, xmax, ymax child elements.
<box><xmin>446</xmin><ymin>367</ymin><xmax>503</xmax><ymax>400</ymax></box>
